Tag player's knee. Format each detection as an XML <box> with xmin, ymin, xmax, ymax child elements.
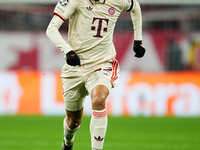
<box><xmin>91</xmin><ymin>85</ymin><xmax>109</xmax><ymax>110</ymax></box>
<box><xmin>92</xmin><ymin>96</ymin><xmax>106</xmax><ymax>109</ymax></box>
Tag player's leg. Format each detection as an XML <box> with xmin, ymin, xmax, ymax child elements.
<box><xmin>62</xmin><ymin>77</ymin><xmax>87</xmax><ymax>150</ymax></box>
<box><xmin>86</xmin><ymin>60</ymin><xmax>119</xmax><ymax>150</ymax></box>
<box><xmin>90</xmin><ymin>85</ymin><xmax>109</xmax><ymax>150</ymax></box>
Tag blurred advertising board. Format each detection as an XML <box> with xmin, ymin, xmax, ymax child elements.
<box><xmin>0</xmin><ymin>71</ymin><xmax>200</xmax><ymax>116</ymax></box>
<box><xmin>2</xmin><ymin>31</ymin><xmax>199</xmax><ymax>72</ymax></box>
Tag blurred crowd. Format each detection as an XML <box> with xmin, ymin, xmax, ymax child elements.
<box><xmin>0</xmin><ymin>4</ymin><xmax>200</xmax><ymax>72</ymax></box>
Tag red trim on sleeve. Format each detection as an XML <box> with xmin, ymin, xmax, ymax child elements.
<box><xmin>53</xmin><ymin>12</ymin><xmax>66</xmax><ymax>22</ymax></box>
<box><xmin>103</xmin><ymin>0</ymin><xmax>106</xmax><ymax>4</ymax></box>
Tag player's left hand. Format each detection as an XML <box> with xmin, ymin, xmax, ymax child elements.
<box><xmin>133</xmin><ymin>40</ymin><xmax>146</xmax><ymax>58</ymax></box>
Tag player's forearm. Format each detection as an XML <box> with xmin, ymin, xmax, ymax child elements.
<box><xmin>46</xmin><ymin>16</ymin><xmax>72</xmax><ymax>54</ymax></box>
<box><xmin>131</xmin><ymin>0</ymin><xmax>142</xmax><ymax>41</ymax></box>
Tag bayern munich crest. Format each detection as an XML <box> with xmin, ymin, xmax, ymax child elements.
<box><xmin>108</xmin><ymin>7</ymin><xmax>115</xmax><ymax>15</ymax></box>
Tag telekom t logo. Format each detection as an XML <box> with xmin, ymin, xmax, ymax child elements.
<box><xmin>91</xmin><ymin>17</ymin><xmax>109</xmax><ymax>38</ymax></box>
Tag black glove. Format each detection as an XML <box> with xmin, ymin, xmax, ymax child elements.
<box><xmin>66</xmin><ymin>50</ymin><xmax>81</xmax><ymax>66</ymax></box>
<box><xmin>133</xmin><ymin>40</ymin><xmax>145</xmax><ymax>58</ymax></box>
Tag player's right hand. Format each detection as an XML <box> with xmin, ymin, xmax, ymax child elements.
<box><xmin>66</xmin><ymin>50</ymin><xmax>81</xmax><ymax>66</ymax></box>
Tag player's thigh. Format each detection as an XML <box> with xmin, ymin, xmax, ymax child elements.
<box><xmin>62</xmin><ymin>77</ymin><xmax>88</xmax><ymax>111</ymax></box>
<box><xmin>85</xmin><ymin>61</ymin><xmax>119</xmax><ymax>95</ymax></box>
<box><xmin>85</xmin><ymin>71</ymin><xmax>111</xmax><ymax>96</ymax></box>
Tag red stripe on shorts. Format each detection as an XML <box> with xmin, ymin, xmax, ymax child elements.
<box><xmin>114</xmin><ymin>62</ymin><xmax>118</xmax><ymax>80</ymax></box>
<box><xmin>111</xmin><ymin>59</ymin><xmax>119</xmax><ymax>82</ymax></box>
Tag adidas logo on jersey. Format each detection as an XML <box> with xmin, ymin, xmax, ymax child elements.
<box><xmin>86</xmin><ymin>6</ymin><xmax>93</xmax><ymax>11</ymax></box>
<box><xmin>59</xmin><ymin>0</ymin><xmax>69</xmax><ymax>6</ymax></box>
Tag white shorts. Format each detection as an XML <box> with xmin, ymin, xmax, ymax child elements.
<box><xmin>62</xmin><ymin>59</ymin><xmax>119</xmax><ymax>111</ymax></box>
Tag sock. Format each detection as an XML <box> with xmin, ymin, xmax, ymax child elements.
<box><xmin>63</xmin><ymin>117</ymin><xmax>80</xmax><ymax>146</ymax></box>
<box><xmin>90</xmin><ymin>109</ymin><xmax>108</xmax><ymax>150</ymax></box>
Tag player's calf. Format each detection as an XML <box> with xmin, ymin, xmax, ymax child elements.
<box><xmin>63</xmin><ymin>110</ymin><xmax>82</xmax><ymax>147</ymax></box>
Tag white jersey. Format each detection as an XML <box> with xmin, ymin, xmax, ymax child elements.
<box><xmin>47</xmin><ymin>0</ymin><xmax>142</xmax><ymax>69</ymax></box>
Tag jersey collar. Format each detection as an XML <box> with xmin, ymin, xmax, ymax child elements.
<box><xmin>90</xmin><ymin>0</ymin><xmax>106</xmax><ymax>5</ymax></box>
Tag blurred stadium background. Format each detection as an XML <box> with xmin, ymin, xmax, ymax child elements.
<box><xmin>0</xmin><ymin>0</ymin><xmax>200</xmax><ymax>150</ymax></box>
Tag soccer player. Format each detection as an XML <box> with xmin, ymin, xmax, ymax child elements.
<box><xmin>46</xmin><ymin>0</ymin><xmax>145</xmax><ymax>149</ymax></box>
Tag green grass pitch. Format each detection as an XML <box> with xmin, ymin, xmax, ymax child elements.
<box><xmin>0</xmin><ymin>116</ymin><xmax>200</xmax><ymax>150</ymax></box>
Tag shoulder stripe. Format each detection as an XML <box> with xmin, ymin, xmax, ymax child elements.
<box><xmin>127</xmin><ymin>0</ymin><xmax>134</xmax><ymax>12</ymax></box>
<box><xmin>53</xmin><ymin>12</ymin><xmax>66</xmax><ymax>22</ymax></box>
